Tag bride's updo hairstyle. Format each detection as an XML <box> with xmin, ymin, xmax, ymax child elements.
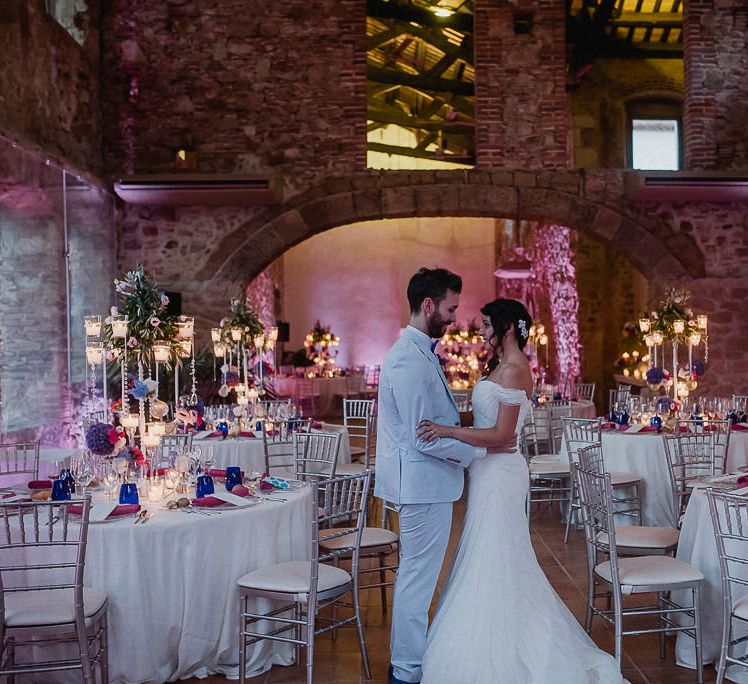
<box><xmin>480</xmin><ymin>298</ymin><xmax>532</xmax><ymax>375</ymax></box>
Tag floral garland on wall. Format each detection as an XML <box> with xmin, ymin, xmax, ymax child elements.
<box><xmin>530</xmin><ymin>225</ymin><xmax>582</xmax><ymax>384</ymax></box>
<box><xmin>245</xmin><ymin>267</ymin><xmax>279</xmax><ymax>331</ymax></box>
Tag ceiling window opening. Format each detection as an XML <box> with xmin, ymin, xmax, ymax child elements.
<box><xmin>631</xmin><ymin>118</ymin><xmax>680</xmax><ymax>171</ymax></box>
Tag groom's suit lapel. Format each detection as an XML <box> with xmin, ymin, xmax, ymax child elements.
<box><xmin>405</xmin><ymin>330</ymin><xmax>458</xmax><ymax>413</ymax></box>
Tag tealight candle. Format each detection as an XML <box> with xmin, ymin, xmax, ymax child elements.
<box><xmin>254</xmin><ymin>334</ymin><xmax>265</xmax><ymax>350</ymax></box>
<box><xmin>84</xmin><ymin>315</ymin><xmax>102</xmax><ymax>337</ymax></box>
<box><xmin>673</xmin><ymin>319</ymin><xmax>686</xmax><ymax>335</ymax></box>
<box><xmin>689</xmin><ymin>332</ymin><xmax>701</xmax><ymax>346</ymax></box>
<box><xmin>638</xmin><ymin>318</ymin><xmax>651</xmax><ymax>333</ymax></box>
<box><xmin>697</xmin><ymin>315</ymin><xmax>708</xmax><ymax>330</ymax></box>
<box><xmin>211</xmin><ymin>328</ymin><xmax>222</xmax><ymax>342</ymax></box>
<box><xmin>652</xmin><ymin>331</ymin><xmax>664</xmax><ymax>345</ymax></box>
<box><xmin>121</xmin><ymin>413</ymin><xmax>139</xmax><ymax>429</ymax></box>
<box><xmin>231</xmin><ymin>327</ymin><xmax>242</xmax><ymax>341</ymax></box>
<box><xmin>179</xmin><ymin>338</ymin><xmax>192</xmax><ymax>357</ymax></box>
<box><xmin>213</xmin><ymin>343</ymin><xmax>226</xmax><ymax>358</ymax></box>
<box><xmin>176</xmin><ymin>317</ymin><xmax>194</xmax><ymax>339</ymax></box>
<box><xmin>85</xmin><ymin>342</ymin><xmax>104</xmax><ymax>365</ymax></box>
<box><xmin>152</xmin><ymin>344</ymin><xmax>170</xmax><ymax>362</ymax></box>
<box><xmin>111</xmin><ymin>315</ymin><xmax>129</xmax><ymax>338</ymax></box>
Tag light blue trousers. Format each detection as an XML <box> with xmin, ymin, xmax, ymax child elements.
<box><xmin>391</xmin><ymin>502</ymin><xmax>453</xmax><ymax>683</ymax></box>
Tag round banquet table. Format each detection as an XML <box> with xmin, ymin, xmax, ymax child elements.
<box><xmin>673</xmin><ymin>485</ymin><xmax>748</xmax><ymax>681</ymax></box>
<box><xmin>561</xmin><ymin>428</ymin><xmax>748</xmax><ymax>529</ymax></box>
<box><xmin>191</xmin><ymin>422</ymin><xmax>351</xmax><ymax>472</ymax></box>
<box><xmin>15</xmin><ymin>485</ymin><xmax>313</xmax><ymax>683</ymax></box>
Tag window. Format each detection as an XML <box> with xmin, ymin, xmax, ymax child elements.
<box><xmin>626</xmin><ymin>99</ymin><xmax>682</xmax><ymax>171</ymax></box>
<box><xmin>45</xmin><ymin>0</ymin><xmax>89</xmax><ymax>46</ymax></box>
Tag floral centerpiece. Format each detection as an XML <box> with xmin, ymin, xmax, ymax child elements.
<box><xmin>614</xmin><ymin>321</ymin><xmax>650</xmax><ymax>382</ymax></box>
<box><xmin>438</xmin><ymin>322</ymin><xmax>489</xmax><ymax>389</ymax></box>
<box><xmin>304</xmin><ymin>321</ymin><xmax>340</xmax><ymax>376</ymax></box>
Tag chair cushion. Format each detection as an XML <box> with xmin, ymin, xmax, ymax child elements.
<box><xmin>610</xmin><ymin>472</ymin><xmax>642</xmax><ymax>487</ymax></box>
<box><xmin>733</xmin><ymin>594</ymin><xmax>748</xmax><ymax>620</ymax></box>
<box><xmin>596</xmin><ymin>525</ymin><xmax>680</xmax><ymax>550</ymax></box>
<box><xmin>529</xmin><ymin>460</ymin><xmax>570</xmax><ymax>476</ymax></box>
<box><xmin>335</xmin><ymin>463</ymin><xmax>365</xmax><ymax>475</ymax></box>
<box><xmin>595</xmin><ymin>556</ymin><xmax>703</xmax><ymax>592</ymax></box>
<box><xmin>320</xmin><ymin>527</ymin><xmax>398</xmax><ymax>550</ymax></box>
<box><xmin>237</xmin><ymin>560</ymin><xmax>352</xmax><ymax>594</ymax></box>
<box><xmin>4</xmin><ymin>587</ymin><xmax>108</xmax><ymax>628</ymax></box>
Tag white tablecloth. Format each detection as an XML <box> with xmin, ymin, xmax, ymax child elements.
<box><xmin>17</xmin><ymin>486</ymin><xmax>313</xmax><ymax>683</ymax></box>
<box><xmin>726</xmin><ymin>431</ymin><xmax>748</xmax><ymax>471</ymax></box>
<box><xmin>673</xmin><ymin>486</ymin><xmax>748</xmax><ymax>681</ymax></box>
<box><xmin>192</xmin><ymin>423</ymin><xmax>351</xmax><ymax>473</ymax></box>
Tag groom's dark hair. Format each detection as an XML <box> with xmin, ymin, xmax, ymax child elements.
<box><xmin>407</xmin><ymin>267</ymin><xmax>462</xmax><ymax>314</ymax></box>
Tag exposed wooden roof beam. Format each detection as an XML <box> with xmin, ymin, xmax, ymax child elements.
<box><xmin>366</xmin><ymin>27</ymin><xmax>404</xmax><ymax>51</ymax></box>
<box><xmin>613</xmin><ymin>11</ymin><xmax>682</xmax><ymax>29</ymax></box>
<box><xmin>368</xmin><ymin>105</ymin><xmax>476</xmax><ymax>133</ymax></box>
<box><xmin>368</xmin><ymin>141</ymin><xmax>471</xmax><ymax>164</ymax></box>
<box><xmin>367</xmin><ymin>0</ymin><xmax>473</xmax><ymax>33</ymax></box>
<box><xmin>367</xmin><ymin>63</ymin><xmax>474</xmax><ymax>96</ymax></box>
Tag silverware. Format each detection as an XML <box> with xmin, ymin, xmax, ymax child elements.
<box><xmin>133</xmin><ymin>509</ymin><xmax>148</xmax><ymax>524</ymax></box>
<box><xmin>263</xmin><ymin>497</ymin><xmax>287</xmax><ymax>502</ymax></box>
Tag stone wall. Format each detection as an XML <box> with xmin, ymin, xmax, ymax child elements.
<box><xmin>474</xmin><ymin>0</ymin><xmax>570</xmax><ymax>168</ymax></box>
<box><xmin>99</xmin><ymin>0</ymin><xmax>367</xmax><ymax>195</ymax></box>
<box><xmin>0</xmin><ymin>0</ymin><xmax>101</xmax><ymax>174</ymax></box>
<box><xmin>683</xmin><ymin>0</ymin><xmax>748</xmax><ymax>170</ymax></box>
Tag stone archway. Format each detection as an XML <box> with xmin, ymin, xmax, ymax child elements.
<box><xmin>196</xmin><ymin>168</ymin><xmax>703</xmax><ymax>291</ymax></box>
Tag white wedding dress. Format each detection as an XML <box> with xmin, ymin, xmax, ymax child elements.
<box><xmin>420</xmin><ymin>379</ymin><xmax>625</xmax><ymax>684</ymax></box>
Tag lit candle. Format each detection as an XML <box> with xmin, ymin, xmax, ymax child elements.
<box><xmin>211</xmin><ymin>328</ymin><xmax>222</xmax><ymax>342</ymax></box>
<box><xmin>86</xmin><ymin>342</ymin><xmax>104</xmax><ymax>365</ymax></box>
<box><xmin>121</xmin><ymin>413</ymin><xmax>139</xmax><ymax>429</ymax></box>
<box><xmin>638</xmin><ymin>318</ymin><xmax>651</xmax><ymax>333</ymax></box>
<box><xmin>111</xmin><ymin>315</ymin><xmax>129</xmax><ymax>338</ymax></box>
<box><xmin>84</xmin><ymin>315</ymin><xmax>102</xmax><ymax>337</ymax></box>
<box><xmin>697</xmin><ymin>315</ymin><xmax>708</xmax><ymax>331</ymax></box>
<box><xmin>176</xmin><ymin>317</ymin><xmax>194</xmax><ymax>339</ymax></box>
<box><xmin>254</xmin><ymin>334</ymin><xmax>265</xmax><ymax>350</ymax></box>
<box><xmin>148</xmin><ymin>479</ymin><xmax>164</xmax><ymax>501</ymax></box>
<box><xmin>689</xmin><ymin>331</ymin><xmax>701</xmax><ymax>346</ymax></box>
<box><xmin>213</xmin><ymin>343</ymin><xmax>226</xmax><ymax>358</ymax></box>
<box><xmin>673</xmin><ymin>319</ymin><xmax>686</xmax><ymax>335</ymax></box>
<box><xmin>152</xmin><ymin>344</ymin><xmax>170</xmax><ymax>363</ymax></box>
<box><xmin>230</xmin><ymin>327</ymin><xmax>242</xmax><ymax>342</ymax></box>
<box><xmin>178</xmin><ymin>338</ymin><xmax>192</xmax><ymax>357</ymax></box>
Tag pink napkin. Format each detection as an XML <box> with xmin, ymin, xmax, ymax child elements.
<box><xmin>639</xmin><ymin>425</ymin><xmax>659</xmax><ymax>433</ymax></box>
<box><xmin>191</xmin><ymin>496</ymin><xmax>224</xmax><ymax>507</ymax></box>
<box><xmin>311</xmin><ymin>421</ymin><xmax>324</xmax><ymax>429</ymax></box>
<box><xmin>231</xmin><ymin>485</ymin><xmax>250</xmax><ymax>497</ymax></box>
<box><xmin>68</xmin><ymin>503</ymin><xmax>140</xmax><ymax>517</ymax></box>
<box><xmin>206</xmin><ymin>431</ymin><xmax>223</xmax><ymax>439</ymax></box>
<box><xmin>601</xmin><ymin>422</ymin><xmax>617</xmax><ymax>430</ymax></box>
<box><xmin>208</xmin><ymin>468</ymin><xmax>246</xmax><ymax>479</ymax></box>
<box><xmin>1</xmin><ymin>492</ymin><xmax>32</xmax><ymax>503</ymax></box>
<box><xmin>738</xmin><ymin>476</ymin><xmax>748</xmax><ymax>487</ymax></box>
<box><xmin>732</xmin><ymin>424</ymin><xmax>748</xmax><ymax>431</ymax></box>
<box><xmin>28</xmin><ymin>479</ymin><xmax>53</xmax><ymax>490</ymax></box>
<box><xmin>238</xmin><ymin>431</ymin><xmax>256</xmax><ymax>438</ymax></box>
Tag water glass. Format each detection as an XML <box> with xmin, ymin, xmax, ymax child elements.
<box><xmin>119</xmin><ymin>482</ymin><xmax>139</xmax><ymax>505</ymax></box>
<box><xmin>51</xmin><ymin>478</ymin><xmax>70</xmax><ymax>501</ymax></box>
<box><xmin>225</xmin><ymin>466</ymin><xmax>242</xmax><ymax>490</ymax></box>
<box><xmin>196</xmin><ymin>475</ymin><xmax>215</xmax><ymax>498</ymax></box>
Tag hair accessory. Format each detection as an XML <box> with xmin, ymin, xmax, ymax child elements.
<box><xmin>517</xmin><ymin>319</ymin><xmax>529</xmax><ymax>339</ymax></box>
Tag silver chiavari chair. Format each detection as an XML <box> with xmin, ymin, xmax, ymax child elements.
<box><xmin>262</xmin><ymin>417</ymin><xmax>312</xmax><ymax>475</ymax></box>
<box><xmin>259</xmin><ymin>398</ymin><xmax>293</xmax><ymax>418</ymax></box>
<box><xmin>451</xmin><ymin>390</ymin><xmax>471</xmax><ymax>413</ymax></box>
<box><xmin>675</xmin><ymin>418</ymin><xmax>731</xmax><ymax>475</ymax></box>
<box><xmin>336</xmin><ymin>399</ymin><xmax>377</xmax><ymax>477</ymax></box>
<box><xmin>665</xmin><ymin>432</ymin><xmax>719</xmax><ymax>526</ymax></box>
<box><xmin>0</xmin><ymin>440</ymin><xmax>40</xmax><ymax>485</ymax></box>
<box><xmin>572</xmin><ymin>382</ymin><xmax>596</xmax><ymax>403</ymax></box>
<box><xmin>574</xmin><ymin>462</ymin><xmax>704</xmax><ymax>680</ymax></box>
<box><xmin>294</xmin><ymin>430</ymin><xmax>341</xmax><ymax>483</ymax></box>
<box><xmin>237</xmin><ymin>472</ymin><xmax>372</xmax><ymax>684</ymax></box>
<box><xmin>155</xmin><ymin>433</ymin><xmax>194</xmax><ymax>468</ymax></box>
<box><xmin>0</xmin><ymin>496</ymin><xmax>109</xmax><ymax>683</ymax></box>
<box><xmin>707</xmin><ymin>489</ymin><xmax>748</xmax><ymax>684</ymax></box>
<box><xmin>733</xmin><ymin>395</ymin><xmax>748</xmax><ymax>413</ymax></box>
<box><xmin>561</xmin><ymin>418</ymin><xmax>602</xmax><ymax>543</ymax></box>
<box><xmin>609</xmin><ymin>387</ymin><xmax>632</xmax><ymax>414</ymax></box>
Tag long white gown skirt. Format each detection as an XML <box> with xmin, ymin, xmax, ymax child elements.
<box><xmin>420</xmin><ymin>380</ymin><xmax>625</xmax><ymax>684</ymax></box>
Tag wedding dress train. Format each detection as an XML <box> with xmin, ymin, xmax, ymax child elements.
<box><xmin>420</xmin><ymin>379</ymin><xmax>625</xmax><ymax>684</ymax></box>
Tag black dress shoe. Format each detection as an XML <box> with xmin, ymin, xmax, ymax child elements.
<box><xmin>388</xmin><ymin>664</ymin><xmax>420</xmax><ymax>684</ymax></box>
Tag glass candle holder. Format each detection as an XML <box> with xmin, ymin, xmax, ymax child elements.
<box><xmin>84</xmin><ymin>315</ymin><xmax>102</xmax><ymax>337</ymax></box>
<box><xmin>121</xmin><ymin>413</ymin><xmax>139</xmax><ymax>429</ymax></box>
<box><xmin>178</xmin><ymin>338</ymin><xmax>192</xmax><ymax>357</ymax></box>
<box><xmin>673</xmin><ymin>319</ymin><xmax>686</xmax><ymax>335</ymax></box>
<box><xmin>638</xmin><ymin>318</ymin><xmax>651</xmax><ymax>333</ymax></box>
<box><xmin>176</xmin><ymin>317</ymin><xmax>194</xmax><ymax>339</ymax></box>
<box><xmin>213</xmin><ymin>343</ymin><xmax>226</xmax><ymax>358</ymax></box>
<box><xmin>142</xmin><ymin>432</ymin><xmax>161</xmax><ymax>448</ymax></box>
<box><xmin>152</xmin><ymin>344</ymin><xmax>170</xmax><ymax>362</ymax></box>
<box><xmin>111</xmin><ymin>315</ymin><xmax>129</xmax><ymax>338</ymax></box>
<box><xmin>211</xmin><ymin>328</ymin><xmax>222</xmax><ymax>342</ymax></box>
<box><xmin>230</xmin><ymin>328</ymin><xmax>242</xmax><ymax>341</ymax></box>
<box><xmin>697</xmin><ymin>315</ymin><xmax>708</xmax><ymax>330</ymax></box>
<box><xmin>149</xmin><ymin>422</ymin><xmax>166</xmax><ymax>436</ymax></box>
<box><xmin>85</xmin><ymin>341</ymin><xmax>104</xmax><ymax>365</ymax></box>
<box><xmin>689</xmin><ymin>332</ymin><xmax>701</xmax><ymax>346</ymax></box>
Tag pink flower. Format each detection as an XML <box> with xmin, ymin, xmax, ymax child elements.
<box><xmin>149</xmin><ymin>317</ymin><xmax>161</xmax><ymax>327</ymax></box>
<box><xmin>161</xmin><ymin>294</ymin><xmax>169</xmax><ymax>306</ymax></box>
<box><xmin>127</xmin><ymin>336</ymin><xmax>138</xmax><ymax>348</ymax></box>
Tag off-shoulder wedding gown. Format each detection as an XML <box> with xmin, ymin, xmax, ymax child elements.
<box><xmin>420</xmin><ymin>379</ymin><xmax>625</xmax><ymax>683</ymax></box>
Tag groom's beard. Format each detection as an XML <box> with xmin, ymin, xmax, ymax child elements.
<box><xmin>426</xmin><ymin>312</ymin><xmax>449</xmax><ymax>339</ymax></box>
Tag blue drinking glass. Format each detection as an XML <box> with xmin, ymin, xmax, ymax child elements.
<box><xmin>225</xmin><ymin>466</ymin><xmax>242</xmax><ymax>490</ymax></box>
<box><xmin>61</xmin><ymin>468</ymin><xmax>75</xmax><ymax>495</ymax></box>
<box><xmin>119</xmin><ymin>482</ymin><xmax>139</xmax><ymax>505</ymax></box>
<box><xmin>51</xmin><ymin>479</ymin><xmax>71</xmax><ymax>501</ymax></box>
<box><xmin>650</xmin><ymin>415</ymin><xmax>663</xmax><ymax>433</ymax></box>
<box><xmin>196</xmin><ymin>475</ymin><xmax>215</xmax><ymax>498</ymax></box>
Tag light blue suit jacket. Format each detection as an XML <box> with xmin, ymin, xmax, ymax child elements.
<box><xmin>374</xmin><ymin>326</ymin><xmax>485</xmax><ymax>505</ymax></box>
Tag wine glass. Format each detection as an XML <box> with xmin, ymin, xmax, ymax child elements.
<box><xmin>70</xmin><ymin>450</ymin><xmax>93</xmax><ymax>498</ymax></box>
<box><xmin>101</xmin><ymin>462</ymin><xmax>118</xmax><ymax>500</ymax></box>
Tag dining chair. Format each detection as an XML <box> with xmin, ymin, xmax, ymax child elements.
<box><xmin>294</xmin><ymin>378</ymin><xmax>319</xmax><ymax>418</ymax></box>
<box><xmin>294</xmin><ymin>430</ymin><xmax>341</xmax><ymax>483</ymax></box>
<box><xmin>0</xmin><ymin>496</ymin><xmax>109</xmax><ymax>683</ymax></box>
<box><xmin>262</xmin><ymin>418</ymin><xmax>312</xmax><ymax>475</ymax></box>
<box><xmin>521</xmin><ymin>421</ymin><xmax>571</xmax><ymax>525</ymax></box>
<box><xmin>665</xmin><ymin>432</ymin><xmax>719</xmax><ymax>526</ymax></box>
<box><xmin>707</xmin><ymin>489</ymin><xmax>748</xmax><ymax>684</ymax></box>
<box><xmin>237</xmin><ymin>472</ymin><xmax>372</xmax><ymax>684</ymax></box>
<box><xmin>576</xmin><ymin>443</ymin><xmax>679</xmax><ymax>556</ymax></box>
<box><xmin>675</xmin><ymin>418</ymin><xmax>731</xmax><ymax>475</ymax></box>
<box><xmin>0</xmin><ymin>441</ymin><xmax>40</xmax><ymax>484</ymax></box>
<box><xmin>336</xmin><ymin>399</ymin><xmax>377</xmax><ymax>477</ymax></box>
<box><xmin>451</xmin><ymin>390</ymin><xmax>471</xmax><ymax>412</ymax></box>
<box><xmin>574</xmin><ymin>463</ymin><xmax>704</xmax><ymax>681</ymax></box>
<box><xmin>156</xmin><ymin>433</ymin><xmax>194</xmax><ymax>468</ymax></box>
<box><xmin>608</xmin><ymin>387</ymin><xmax>631</xmax><ymax>414</ymax></box>
<box><xmin>732</xmin><ymin>395</ymin><xmax>748</xmax><ymax>413</ymax></box>
<box><xmin>572</xmin><ymin>382</ymin><xmax>596</xmax><ymax>404</ymax></box>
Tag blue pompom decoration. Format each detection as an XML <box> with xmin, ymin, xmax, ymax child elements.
<box><xmin>85</xmin><ymin>423</ymin><xmax>115</xmax><ymax>456</ymax></box>
<box><xmin>646</xmin><ymin>367</ymin><xmax>666</xmax><ymax>385</ymax></box>
<box><xmin>216</xmin><ymin>421</ymin><xmax>229</xmax><ymax>438</ymax></box>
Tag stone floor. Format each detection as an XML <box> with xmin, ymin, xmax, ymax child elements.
<box><xmin>185</xmin><ymin>498</ymin><xmax>716</xmax><ymax>684</ymax></box>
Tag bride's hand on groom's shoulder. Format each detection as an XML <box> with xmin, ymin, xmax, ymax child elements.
<box><xmin>416</xmin><ymin>420</ymin><xmax>453</xmax><ymax>443</ymax></box>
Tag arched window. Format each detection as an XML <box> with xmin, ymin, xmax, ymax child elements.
<box><xmin>626</xmin><ymin>98</ymin><xmax>682</xmax><ymax>171</ymax></box>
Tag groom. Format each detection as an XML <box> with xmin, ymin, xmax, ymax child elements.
<box><xmin>375</xmin><ymin>267</ymin><xmax>487</xmax><ymax>684</ymax></box>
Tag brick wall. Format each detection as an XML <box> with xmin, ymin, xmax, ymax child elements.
<box><xmin>683</xmin><ymin>0</ymin><xmax>748</xmax><ymax>170</ymax></box>
<box><xmin>474</xmin><ymin>0</ymin><xmax>570</xmax><ymax>168</ymax></box>
<box><xmin>100</xmin><ymin>0</ymin><xmax>367</xmax><ymax>195</ymax></box>
<box><xmin>0</xmin><ymin>0</ymin><xmax>101</xmax><ymax>173</ymax></box>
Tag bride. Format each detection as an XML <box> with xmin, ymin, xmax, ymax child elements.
<box><xmin>415</xmin><ymin>298</ymin><xmax>625</xmax><ymax>684</ymax></box>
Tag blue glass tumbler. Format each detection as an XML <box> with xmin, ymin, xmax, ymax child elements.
<box><xmin>51</xmin><ymin>479</ymin><xmax>71</xmax><ymax>501</ymax></box>
<box><xmin>196</xmin><ymin>475</ymin><xmax>215</xmax><ymax>498</ymax></box>
<box><xmin>119</xmin><ymin>482</ymin><xmax>139</xmax><ymax>505</ymax></box>
<box><xmin>225</xmin><ymin>467</ymin><xmax>242</xmax><ymax>491</ymax></box>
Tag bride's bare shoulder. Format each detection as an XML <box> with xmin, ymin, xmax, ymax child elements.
<box><xmin>493</xmin><ymin>361</ymin><xmax>532</xmax><ymax>396</ymax></box>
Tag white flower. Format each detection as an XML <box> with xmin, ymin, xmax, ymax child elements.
<box><xmin>149</xmin><ymin>317</ymin><xmax>161</xmax><ymax>327</ymax></box>
<box><xmin>110</xmin><ymin>306</ymin><xmax>118</xmax><ymax>316</ymax></box>
<box><xmin>651</xmin><ymin>311</ymin><xmax>658</xmax><ymax>319</ymax></box>
<box><xmin>161</xmin><ymin>294</ymin><xmax>169</xmax><ymax>306</ymax></box>
<box><xmin>218</xmin><ymin>384</ymin><xmax>230</xmax><ymax>398</ymax></box>
<box><xmin>220</xmin><ymin>363</ymin><xmax>230</xmax><ymax>374</ymax></box>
